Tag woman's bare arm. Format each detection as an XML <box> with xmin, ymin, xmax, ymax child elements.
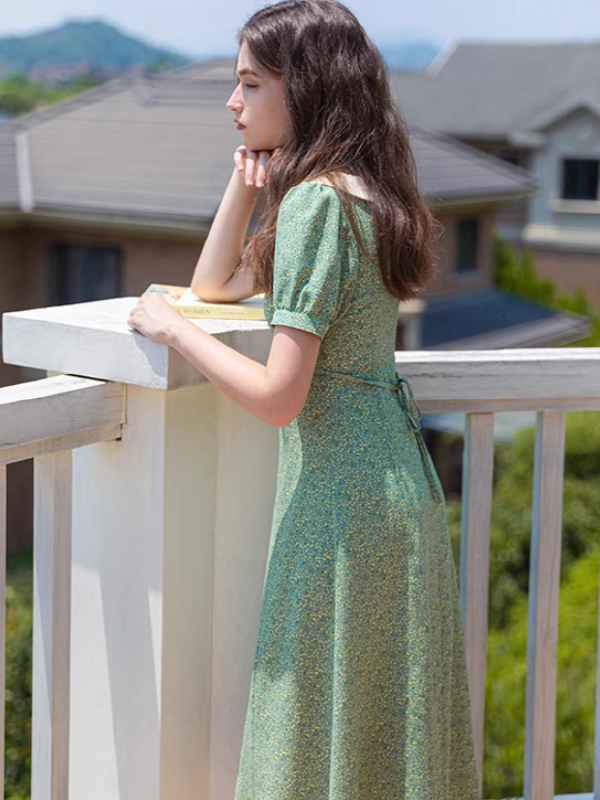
<box><xmin>166</xmin><ymin>319</ymin><xmax>321</xmax><ymax>428</ymax></box>
<box><xmin>190</xmin><ymin>149</ymin><xmax>272</xmax><ymax>302</ymax></box>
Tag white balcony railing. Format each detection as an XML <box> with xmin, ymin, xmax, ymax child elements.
<box><xmin>1</xmin><ymin>297</ymin><xmax>600</xmax><ymax>800</ymax></box>
<box><xmin>0</xmin><ymin>375</ymin><xmax>125</xmax><ymax>800</ymax></box>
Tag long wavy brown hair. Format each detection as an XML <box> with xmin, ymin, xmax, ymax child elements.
<box><xmin>235</xmin><ymin>0</ymin><xmax>440</xmax><ymax>300</ymax></box>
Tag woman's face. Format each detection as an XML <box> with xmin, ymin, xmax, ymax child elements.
<box><xmin>226</xmin><ymin>41</ymin><xmax>292</xmax><ymax>152</ymax></box>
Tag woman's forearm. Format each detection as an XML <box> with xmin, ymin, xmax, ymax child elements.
<box><xmin>191</xmin><ymin>167</ymin><xmax>260</xmax><ymax>299</ymax></box>
<box><xmin>167</xmin><ymin>319</ymin><xmax>283</xmax><ymax>427</ymax></box>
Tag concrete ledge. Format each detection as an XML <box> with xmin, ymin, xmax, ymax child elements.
<box><xmin>2</xmin><ymin>297</ymin><xmax>272</xmax><ymax>391</ymax></box>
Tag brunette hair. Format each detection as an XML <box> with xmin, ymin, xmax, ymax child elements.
<box><xmin>235</xmin><ymin>0</ymin><xmax>440</xmax><ymax>300</ymax></box>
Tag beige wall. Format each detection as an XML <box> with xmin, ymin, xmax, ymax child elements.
<box><xmin>0</xmin><ymin>227</ymin><xmax>44</xmax><ymax>388</ymax></box>
<box><xmin>528</xmin><ymin>247</ymin><xmax>600</xmax><ymax>312</ymax></box>
<box><xmin>423</xmin><ymin>210</ymin><xmax>495</xmax><ymax>298</ymax></box>
<box><xmin>0</xmin><ymin>229</ymin><xmax>37</xmax><ymax>554</ymax></box>
<box><xmin>495</xmin><ymin>199</ymin><xmax>529</xmax><ymax>229</ymax></box>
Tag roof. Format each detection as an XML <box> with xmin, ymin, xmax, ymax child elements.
<box><xmin>409</xmin><ymin>128</ymin><xmax>534</xmax><ymax>204</ymax></box>
<box><xmin>171</xmin><ymin>58</ymin><xmax>237</xmax><ymax>81</ymax></box>
<box><xmin>16</xmin><ymin>75</ymin><xmax>243</xmax><ymax>228</ymax></box>
<box><xmin>0</xmin><ymin>68</ymin><xmax>534</xmax><ymax>228</ymax></box>
<box><xmin>390</xmin><ymin>42</ymin><xmax>600</xmax><ymax>142</ymax></box>
<box><xmin>420</xmin><ymin>289</ymin><xmax>591</xmax><ymax>349</ymax></box>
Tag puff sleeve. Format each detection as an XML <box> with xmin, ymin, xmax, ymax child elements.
<box><xmin>269</xmin><ymin>182</ymin><xmax>350</xmax><ymax>340</ymax></box>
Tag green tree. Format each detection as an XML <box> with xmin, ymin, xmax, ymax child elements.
<box><xmin>0</xmin><ymin>73</ymin><xmax>45</xmax><ymax>116</ymax></box>
<box><xmin>0</xmin><ymin>71</ymin><xmax>106</xmax><ymax>118</ymax></box>
<box><xmin>481</xmin><ymin>550</ymin><xmax>598</xmax><ymax>798</ymax></box>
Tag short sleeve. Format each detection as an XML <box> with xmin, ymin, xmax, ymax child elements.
<box><xmin>270</xmin><ymin>182</ymin><xmax>348</xmax><ymax>340</ymax></box>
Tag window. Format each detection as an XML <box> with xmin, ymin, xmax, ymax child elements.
<box><xmin>455</xmin><ymin>218</ymin><xmax>479</xmax><ymax>273</ymax></box>
<box><xmin>561</xmin><ymin>159</ymin><xmax>599</xmax><ymax>201</ymax></box>
<box><xmin>45</xmin><ymin>244</ymin><xmax>122</xmax><ymax>306</ymax></box>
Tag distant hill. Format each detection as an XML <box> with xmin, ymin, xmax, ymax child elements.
<box><xmin>0</xmin><ymin>19</ymin><xmax>192</xmax><ymax>80</ymax></box>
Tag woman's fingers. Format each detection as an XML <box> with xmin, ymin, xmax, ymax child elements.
<box><xmin>233</xmin><ymin>146</ymin><xmax>245</xmax><ymax>173</ymax></box>
<box><xmin>255</xmin><ymin>150</ymin><xmax>271</xmax><ymax>187</ymax></box>
<box><xmin>244</xmin><ymin>149</ymin><xmax>258</xmax><ymax>185</ymax></box>
<box><xmin>233</xmin><ymin>146</ymin><xmax>272</xmax><ymax>187</ymax></box>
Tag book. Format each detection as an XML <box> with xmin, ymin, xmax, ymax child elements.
<box><xmin>142</xmin><ymin>283</ymin><xmax>266</xmax><ymax>321</ymax></box>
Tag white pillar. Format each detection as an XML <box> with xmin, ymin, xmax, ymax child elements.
<box><xmin>3</xmin><ymin>299</ymin><xmax>279</xmax><ymax>800</ymax></box>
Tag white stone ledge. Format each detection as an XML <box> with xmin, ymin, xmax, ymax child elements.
<box><xmin>4</xmin><ymin>299</ymin><xmax>600</xmax><ymax>409</ymax></box>
<box><xmin>2</xmin><ymin>297</ymin><xmax>272</xmax><ymax>391</ymax></box>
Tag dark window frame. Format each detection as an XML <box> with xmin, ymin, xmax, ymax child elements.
<box><xmin>561</xmin><ymin>158</ymin><xmax>600</xmax><ymax>201</ymax></box>
<box><xmin>44</xmin><ymin>243</ymin><xmax>123</xmax><ymax>306</ymax></box>
<box><xmin>455</xmin><ymin>217</ymin><xmax>479</xmax><ymax>274</ymax></box>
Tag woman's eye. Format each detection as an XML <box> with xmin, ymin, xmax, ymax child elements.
<box><xmin>243</xmin><ymin>83</ymin><xmax>258</xmax><ymax>89</ymax></box>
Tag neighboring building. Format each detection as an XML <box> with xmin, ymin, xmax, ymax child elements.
<box><xmin>390</xmin><ymin>43</ymin><xmax>600</xmax><ymax>309</ymax></box>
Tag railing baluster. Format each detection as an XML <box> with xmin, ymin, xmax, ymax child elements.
<box><xmin>31</xmin><ymin>451</ymin><xmax>72</xmax><ymax>800</ymax></box>
<box><xmin>460</xmin><ymin>412</ymin><xmax>495</xmax><ymax>795</ymax></box>
<box><xmin>524</xmin><ymin>410</ymin><xmax>566</xmax><ymax>800</ymax></box>
<box><xmin>0</xmin><ymin>465</ymin><xmax>6</xmax><ymax>788</ymax></box>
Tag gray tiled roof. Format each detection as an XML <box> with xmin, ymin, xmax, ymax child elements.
<box><xmin>1</xmin><ymin>68</ymin><xmax>533</xmax><ymax>225</ymax></box>
<box><xmin>22</xmin><ymin>76</ymin><xmax>241</xmax><ymax>224</ymax></box>
<box><xmin>390</xmin><ymin>42</ymin><xmax>600</xmax><ymax>140</ymax></box>
<box><xmin>409</xmin><ymin>128</ymin><xmax>534</xmax><ymax>203</ymax></box>
<box><xmin>0</xmin><ymin>122</ymin><xmax>19</xmax><ymax>209</ymax></box>
<box><xmin>172</xmin><ymin>58</ymin><xmax>237</xmax><ymax>81</ymax></box>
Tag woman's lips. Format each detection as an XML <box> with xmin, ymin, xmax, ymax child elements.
<box><xmin>235</xmin><ymin>121</ymin><xmax>246</xmax><ymax>130</ymax></box>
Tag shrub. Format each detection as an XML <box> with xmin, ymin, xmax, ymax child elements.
<box><xmin>4</xmin><ymin>584</ymin><xmax>32</xmax><ymax>800</ymax></box>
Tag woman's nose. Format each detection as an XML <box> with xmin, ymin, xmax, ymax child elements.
<box><xmin>226</xmin><ymin>86</ymin><xmax>243</xmax><ymax>113</ymax></box>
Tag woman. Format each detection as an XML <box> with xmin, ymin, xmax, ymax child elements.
<box><xmin>127</xmin><ymin>2</ymin><xmax>480</xmax><ymax>798</ymax></box>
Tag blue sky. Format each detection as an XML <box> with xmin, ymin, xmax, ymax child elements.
<box><xmin>0</xmin><ymin>0</ymin><xmax>598</xmax><ymax>58</ymax></box>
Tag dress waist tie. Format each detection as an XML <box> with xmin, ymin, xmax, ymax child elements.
<box><xmin>313</xmin><ymin>369</ymin><xmax>442</xmax><ymax>497</ymax></box>
<box><xmin>313</xmin><ymin>370</ymin><xmax>423</xmax><ymax>432</ymax></box>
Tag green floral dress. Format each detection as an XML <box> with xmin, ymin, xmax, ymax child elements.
<box><xmin>234</xmin><ymin>179</ymin><xmax>480</xmax><ymax>800</ymax></box>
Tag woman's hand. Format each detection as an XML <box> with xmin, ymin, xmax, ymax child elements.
<box><xmin>127</xmin><ymin>294</ymin><xmax>188</xmax><ymax>346</ymax></box>
<box><xmin>233</xmin><ymin>145</ymin><xmax>276</xmax><ymax>188</ymax></box>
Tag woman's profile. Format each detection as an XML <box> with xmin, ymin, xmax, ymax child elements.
<box><xmin>127</xmin><ymin>1</ymin><xmax>480</xmax><ymax>798</ymax></box>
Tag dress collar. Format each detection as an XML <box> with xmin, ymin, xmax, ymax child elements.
<box><xmin>302</xmin><ymin>172</ymin><xmax>371</xmax><ymax>201</ymax></box>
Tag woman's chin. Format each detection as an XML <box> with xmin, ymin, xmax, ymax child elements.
<box><xmin>243</xmin><ymin>136</ymin><xmax>277</xmax><ymax>153</ymax></box>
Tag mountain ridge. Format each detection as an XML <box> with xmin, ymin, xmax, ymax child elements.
<box><xmin>0</xmin><ymin>19</ymin><xmax>193</xmax><ymax>80</ymax></box>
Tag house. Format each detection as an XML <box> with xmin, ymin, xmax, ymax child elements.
<box><xmin>0</xmin><ymin>64</ymin><xmax>589</xmax><ymax>551</ymax></box>
<box><xmin>390</xmin><ymin>42</ymin><xmax>600</xmax><ymax>309</ymax></box>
